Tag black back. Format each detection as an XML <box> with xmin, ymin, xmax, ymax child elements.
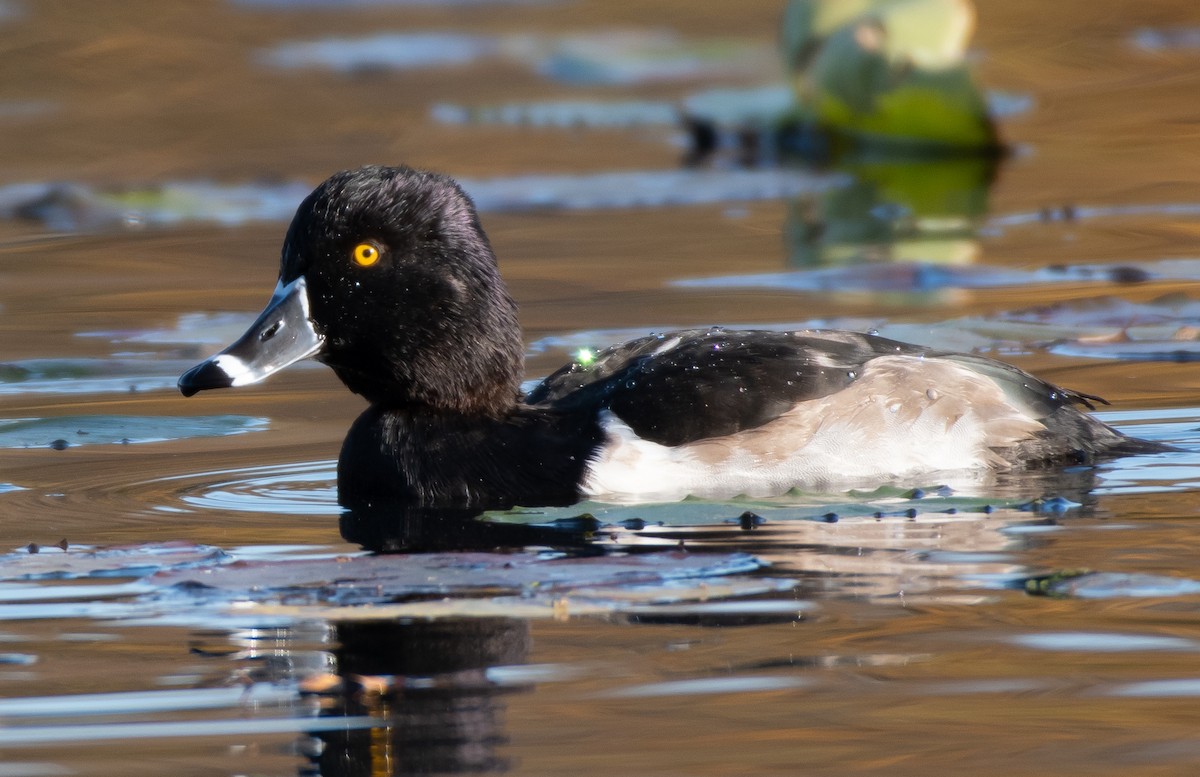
<box><xmin>527</xmin><ymin>329</ymin><xmax>937</xmax><ymax>446</ymax></box>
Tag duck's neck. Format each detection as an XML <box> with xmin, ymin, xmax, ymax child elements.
<box><xmin>338</xmin><ymin>402</ymin><xmax>602</xmax><ymax>510</ymax></box>
<box><xmin>322</xmin><ymin>263</ymin><xmax>526</xmax><ymax>416</ymax></box>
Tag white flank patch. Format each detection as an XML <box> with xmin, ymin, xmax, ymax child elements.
<box><xmin>581</xmin><ymin>356</ymin><xmax>1047</xmax><ymax>501</ymax></box>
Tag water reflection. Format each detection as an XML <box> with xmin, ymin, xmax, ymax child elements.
<box><xmin>0</xmin><ymin>0</ymin><xmax>1198</xmax><ymax>773</ymax></box>
<box><xmin>339</xmin><ymin>503</ymin><xmax>601</xmax><ymax>554</ymax></box>
<box><xmin>785</xmin><ymin>155</ymin><xmax>996</xmax><ymax>269</ymax></box>
<box><xmin>304</xmin><ymin>618</ymin><xmax>529</xmax><ymax>777</ymax></box>
<box><xmin>336</xmin><ymin>464</ymin><xmax>1101</xmax><ymax>555</ymax></box>
<box><xmin>171</xmin><ymin>460</ymin><xmax>341</xmax><ymax>516</ymax></box>
<box><xmin>681</xmin><ymin>100</ymin><xmax>1004</xmax><ymax>302</ymax></box>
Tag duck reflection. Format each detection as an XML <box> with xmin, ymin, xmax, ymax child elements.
<box><xmin>302</xmin><ymin>618</ymin><xmax>530</xmax><ymax>777</ymax></box>
<box><xmin>339</xmin><ymin>503</ymin><xmax>602</xmax><ymax>554</ymax></box>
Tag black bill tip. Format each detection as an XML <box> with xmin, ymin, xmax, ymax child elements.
<box><xmin>178</xmin><ymin>359</ymin><xmax>235</xmax><ymax>397</ymax></box>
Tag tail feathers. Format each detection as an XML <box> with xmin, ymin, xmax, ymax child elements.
<box><xmin>1008</xmin><ymin>407</ymin><xmax>1174</xmax><ymax>466</ymax></box>
<box><xmin>1060</xmin><ymin>388</ymin><xmax>1109</xmax><ymax>411</ymax></box>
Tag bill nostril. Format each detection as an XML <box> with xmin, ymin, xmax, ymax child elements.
<box><xmin>260</xmin><ymin>320</ymin><xmax>283</xmax><ymax>342</ymax></box>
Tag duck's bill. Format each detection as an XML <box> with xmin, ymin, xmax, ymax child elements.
<box><xmin>178</xmin><ymin>276</ymin><xmax>324</xmax><ymax>397</ymax></box>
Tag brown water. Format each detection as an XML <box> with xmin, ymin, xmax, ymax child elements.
<box><xmin>2</xmin><ymin>1</ymin><xmax>1200</xmax><ymax>775</ymax></box>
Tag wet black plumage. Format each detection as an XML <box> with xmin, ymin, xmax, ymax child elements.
<box><xmin>179</xmin><ymin>165</ymin><xmax>1169</xmax><ymax>510</ymax></box>
<box><xmin>282</xmin><ymin>167</ymin><xmax>524</xmax><ymax>415</ymax></box>
<box><xmin>527</xmin><ymin>329</ymin><xmax>927</xmax><ymax>446</ymax></box>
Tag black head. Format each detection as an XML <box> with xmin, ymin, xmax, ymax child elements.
<box><xmin>179</xmin><ymin>166</ymin><xmax>524</xmax><ymax>416</ymax></box>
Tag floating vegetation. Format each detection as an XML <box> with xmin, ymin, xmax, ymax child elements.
<box><xmin>0</xmin><ymin>357</ymin><xmax>220</xmax><ymax>396</ymax></box>
<box><xmin>0</xmin><ymin>542</ymin><xmax>792</xmax><ymax>623</ymax></box>
<box><xmin>261</xmin><ymin>30</ymin><xmax>776</xmax><ymax>85</ymax></box>
<box><xmin>1130</xmin><ymin>28</ymin><xmax>1200</xmax><ymax>53</ymax></box>
<box><xmin>490</xmin><ymin>489</ymin><xmax>1082</xmax><ymax>528</ymax></box>
<box><xmin>461</xmin><ymin>168</ymin><xmax>845</xmax><ymax>212</ymax></box>
<box><xmin>0</xmin><ymin>180</ymin><xmax>311</xmax><ymax>231</ymax></box>
<box><xmin>81</xmin><ymin>312</ymin><xmax>259</xmax><ymax>347</ymax></box>
<box><xmin>1000</xmin><ymin>293</ymin><xmax>1200</xmax><ymax>362</ymax></box>
<box><xmin>988</xmin><ymin>202</ymin><xmax>1200</xmax><ymax>232</ymax></box>
<box><xmin>0</xmin><ymin>415</ymin><xmax>267</xmax><ymax>449</ymax></box>
<box><xmin>672</xmin><ymin>258</ymin><xmax>1193</xmax><ymax>296</ymax></box>
<box><xmin>0</xmin><ymin>317</ymin><xmax>326</xmax><ymax>398</ymax></box>
<box><xmin>1011</xmin><ymin>632</ymin><xmax>1200</xmax><ymax>652</ymax></box>
<box><xmin>433</xmin><ymin>85</ymin><xmax>1027</xmax><ymax>133</ymax></box>
<box><xmin>0</xmin><ymin>542</ymin><xmax>229</xmax><ymax>582</ymax></box>
<box><xmin>535</xmin><ymin>31</ymin><xmax>776</xmax><ymax>86</ymax></box>
<box><xmin>682</xmin><ymin>84</ymin><xmax>805</xmax><ymax>129</ymax></box>
<box><xmin>435</xmin><ymin>86</ymin><xmax>795</xmax><ymax>133</ymax></box>
<box><xmin>598</xmin><ymin>675</ymin><xmax>814</xmax><ymax>698</ymax></box>
<box><xmin>237</xmin><ymin>0</ymin><xmax>554</xmax><ymax>8</ymax></box>
<box><xmin>1049</xmin><ymin>338</ymin><xmax>1200</xmax><ymax>362</ymax></box>
<box><xmin>995</xmin><ymin>294</ymin><xmax>1200</xmax><ymax>330</ymax></box>
<box><xmin>150</xmin><ymin>549</ymin><xmax>766</xmax><ymax>595</ymax></box>
<box><xmin>528</xmin><ymin>295</ymin><xmax>1200</xmax><ymax>378</ymax></box>
<box><xmin>0</xmin><ymin>100</ymin><xmax>56</xmax><ymax>120</ymax></box>
<box><xmin>261</xmin><ymin>32</ymin><xmax>499</xmax><ymax>73</ymax></box>
<box><xmin>0</xmin><ymin>169</ymin><xmax>843</xmax><ymax>232</ymax></box>
<box><xmin>1024</xmin><ymin>570</ymin><xmax>1200</xmax><ymax>599</ymax></box>
<box><xmin>7</xmin><ymin>175</ymin><xmax>1200</xmax><ymax>235</ymax></box>
<box><xmin>0</xmin><ymin>713</ymin><xmax>379</xmax><ymax>747</ymax></box>
<box><xmin>431</xmin><ymin>98</ymin><xmax>682</xmax><ymax>129</ymax></box>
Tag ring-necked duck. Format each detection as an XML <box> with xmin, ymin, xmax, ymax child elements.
<box><xmin>179</xmin><ymin>165</ymin><xmax>1164</xmax><ymax>508</ymax></box>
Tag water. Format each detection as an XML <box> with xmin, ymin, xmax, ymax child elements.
<box><xmin>2</xmin><ymin>0</ymin><xmax>1200</xmax><ymax>774</ymax></box>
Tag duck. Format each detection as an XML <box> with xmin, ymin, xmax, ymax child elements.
<box><xmin>178</xmin><ymin>165</ymin><xmax>1164</xmax><ymax>510</ymax></box>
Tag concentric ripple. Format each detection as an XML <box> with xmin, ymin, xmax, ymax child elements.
<box><xmin>158</xmin><ymin>460</ymin><xmax>340</xmax><ymax>516</ymax></box>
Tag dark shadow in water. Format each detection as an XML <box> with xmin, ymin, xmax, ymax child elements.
<box><xmin>303</xmin><ymin>618</ymin><xmax>530</xmax><ymax>777</ymax></box>
<box><xmin>338</xmin><ymin>460</ymin><xmax>1113</xmax><ymax>557</ymax></box>
<box><xmin>339</xmin><ymin>503</ymin><xmax>602</xmax><ymax>555</ymax></box>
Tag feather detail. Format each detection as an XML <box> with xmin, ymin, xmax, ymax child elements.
<box><xmin>583</xmin><ymin>356</ymin><xmax>1048</xmax><ymax>500</ymax></box>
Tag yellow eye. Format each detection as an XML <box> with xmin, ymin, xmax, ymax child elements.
<box><xmin>352</xmin><ymin>242</ymin><xmax>381</xmax><ymax>267</ymax></box>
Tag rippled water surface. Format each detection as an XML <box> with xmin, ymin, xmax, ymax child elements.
<box><xmin>2</xmin><ymin>1</ymin><xmax>1200</xmax><ymax>775</ymax></box>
